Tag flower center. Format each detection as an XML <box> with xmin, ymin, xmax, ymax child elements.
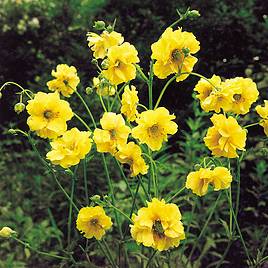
<box><xmin>153</xmin><ymin>220</ymin><xmax>165</xmax><ymax>237</ymax></box>
<box><xmin>171</xmin><ymin>49</ymin><xmax>182</xmax><ymax>61</ymax></box>
<box><xmin>233</xmin><ymin>94</ymin><xmax>242</xmax><ymax>102</ymax></box>
<box><xmin>43</xmin><ymin>110</ymin><xmax>53</xmax><ymax>119</ymax></box>
<box><xmin>115</xmin><ymin>60</ymin><xmax>121</xmax><ymax>68</ymax></box>
<box><xmin>148</xmin><ymin>124</ymin><xmax>159</xmax><ymax>136</ymax></box>
<box><xmin>204</xmin><ymin>89</ymin><xmax>212</xmax><ymax>98</ymax></box>
<box><xmin>90</xmin><ymin>218</ymin><xmax>99</xmax><ymax>225</ymax></box>
<box><xmin>109</xmin><ymin>129</ymin><xmax>117</xmax><ymax>139</ymax></box>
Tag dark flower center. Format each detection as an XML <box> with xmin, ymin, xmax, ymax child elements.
<box><xmin>148</xmin><ymin>124</ymin><xmax>159</xmax><ymax>136</ymax></box>
<box><xmin>90</xmin><ymin>218</ymin><xmax>99</xmax><ymax>225</ymax></box>
<box><xmin>44</xmin><ymin>110</ymin><xmax>53</xmax><ymax>119</ymax></box>
<box><xmin>233</xmin><ymin>94</ymin><xmax>242</xmax><ymax>101</ymax></box>
<box><xmin>171</xmin><ymin>49</ymin><xmax>181</xmax><ymax>61</ymax></box>
<box><xmin>153</xmin><ymin>220</ymin><xmax>165</xmax><ymax>237</ymax></box>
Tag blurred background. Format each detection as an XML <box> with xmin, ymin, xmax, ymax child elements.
<box><xmin>0</xmin><ymin>0</ymin><xmax>268</xmax><ymax>267</ymax></box>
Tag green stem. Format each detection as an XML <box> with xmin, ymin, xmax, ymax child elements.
<box><xmin>215</xmin><ymin>240</ymin><xmax>232</xmax><ymax>268</ymax></box>
<box><xmin>235</xmin><ymin>158</ymin><xmax>241</xmax><ymax>219</ymax></box>
<box><xmin>12</xmin><ymin>237</ymin><xmax>68</xmax><ymax>260</ymax></box>
<box><xmin>74</xmin><ymin>90</ymin><xmax>97</xmax><ymax>128</ymax></box>
<box><xmin>148</xmin><ymin>60</ymin><xmax>154</xmax><ymax>109</ymax></box>
<box><xmin>28</xmin><ymin>135</ymin><xmax>79</xmax><ymax>212</ymax></box>
<box><xmin>129</xmin><ymin>179</ymin><xmax>141</xmax><ymax>219</ymax></box>
<box><xmin>154</xmin><ymin>75</ymin><xmax>177</xmax><ymax>109</ymax></box>
<box><xmin>67</xmin><ymin>177</ymin><xmax>75</xmax><ymax>248</ymax></box>
<box><xmin>83</xmin><ymin>160</ymin><xmax>89</xmax><ymax>206</ymax></box>
<box><xmin>167</xmin><ymin>186</ymin><xmax>186</xmax><ymax>202</ymax></box>
<box><xmin>73</xmin><ymin>113</ymin><xmax>91</xmax><ymax>131</ymax></box>
<box><xmin>101</xmin><ymin>154</ymin><xmax>130</xmax><ymax>266</ymax></box>
<box><xmin>243</xmin><ymin>122</ymin><xmax>260</xmax><ymax>129</ymax></box>
<box><xmin>226</xmin><ymin>191</ymin><xmax>252</xmax><ymax>263</ymax></box>
<box><xmin>146</xmin><ymin>250</ymin><xmax>157</xmax><ymax>268</ymax></box>
<box><xmin>187</xmin><ymin>193</ymin><xmax>222</xmax><ymax>264</ymax></box>
<box><xmin>135</xmin><ymin>64</ymin><xmax>149</xmax><ymax>82</ymax></box>
<box><xmin>137</xmin><ymin>103</ymin><xmax>148</xmax><ymax>111</ymax></box>
<box><xmin>97</xmin><ymin>240</ymin><xmax>118</xmax><ymax>268</ymax></box>
<box><xmin>138</xmin><ymin>175</ymin><xmax>151</xmax><ymax>200</ymax></box>
<box><xmin>110</xmin><ymin>83</ymin><xmax>126</xmax><ymax>111</ymax></box>
<box><xmin>99</xmin><ymin>95</ymin><xmax>107</xmax><ymax>112</ymax></box>
<box><xmin>107</xmin><ymin>201</ymin><xmax>133</xmax><ymax>223</ymax></box>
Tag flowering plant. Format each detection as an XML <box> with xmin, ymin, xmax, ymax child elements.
<box><xmin>1</xmin><ymin>8</ymin><xmax>267</xmax><ymax>267</ymax></box>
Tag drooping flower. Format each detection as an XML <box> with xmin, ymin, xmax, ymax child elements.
<box><xmin>186</xmin><ymin>166</ymin><xmax>232</xmax><ymax>196</ymax></box>
<box><xmin>47</xmin><ymin>64</ymin><xmax>80</xmax><ymax>97</ymax></box>
<box><xmin>151</xmin><ymin>27</ymin><xmax>200</xmax><ymax>82</ymax></box>
<box><xmin>211</xmin><ymin>167</ymin><xmax>232</xmax><ymax>191</ymax></box>
<box><xmin>204</xmin><ymin>114</ymin><xmax>247</xmax><ymax>158</ymax></box>
<box><xmin>130</xmin><ymin>198</ymin><xmax>185</xmax><ymax>251</ymax></box>
<box><xmin>256</xmin><ymin>100</ymin><xmax>268</xmax><ymax>136</ymax></box>
<box><xmin>221</xmin><ymin>77</ymin><xmax>259</xmax><ymax>115</ymax></box>
<box><xmin>93</xmin><ymin>112</ymin><xmax>131</xmax><ymax>155</ymax></box>
<box><xmin>120</xmin><ymin>85</ymin><xmax>139</xmax><ymax>121</ymax></box>
<box><xmin>0</xmin><ymin>227</ymin><xmax>16</xmax><ymax>238</ymax></box>
<box><xmin>115</xmin><ymin>142</ymin><xmax>148</xmax><ymax>177</ymax></box>
<box><xmin>26</xmin><ymin>92</ymin><xmax>73</xmax><ymax>139</ymax></box>
<box><xmin>186</xmin><ymin>168</ymin><xmax>213</xmax><ymax>196</ymax></box>
<box><xmin>102</xmin><ymin>42</ymin><xmax>139</xmax><ymax>85</ymax></box>
<box><xmin>87</xmin><ymin>31</ymin><xmax>124</xmax><ymax>59</ymax></box>
<box><xmin>46</xmin><ymin>128</ymin><xmax>92</xmax><ymax>168</ymax></box>
<box><xmin>92</xmin><ymin>77</ymin><xmax>116</xmax><ymax>96</ymax></box>
<box><xmin>194</xmin><ymin>75</ymin><xmax>233</xmax><ymax>113</ymax></box>
<box><xmin>132</xmin><ymin>107</ymin><xmax>178</xmax><ymax>151</ymax></box>
<box><xmin>76</xmin><ymin>206</ymin><xmax>112</xmax><ymax>240</ymax></box>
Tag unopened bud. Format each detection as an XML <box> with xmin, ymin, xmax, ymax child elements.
<box><xmin>182</xmin><ymin>48</ymin><xmax>190</xmax><ymax>57</ymax></box>
<box><xmin>0</xmin><ymin>227</ymin><xmax>16</xmax><ymax>238</ymax></box>
<box><xmin>14</xmin><ymin>102</ymin><xmax>25</xmax><ymax>114</ymax></box>
<box><xmin>106</xmin><ymin>25</ymin><xmax>113</xmax><ymax>33</ymax></box>
<box><xmin>8</xmin><ymin>129</ymin><xmax>17</xmax><ymax>135</ymax></box>
<box><xmin>101</xmin><ymin>59</ymin><xmax>109</xmax><ymax>70</ymax></box>
<box><xmin>93</xmin><ymin>21</ymin><xmax>106</xmax><ymax>30</ymax></box>
<box><xmin>91</xmin><ymin>195</ymin><xmax>101</xmax><ymax>202</ymax></box>
<box><xmin>91</xmin><ymin>59</ymin><xmax>98</xmax><ymax>65</ymax></box>
<box><xmin>194</xmin><ymin>164</ymin><xmax>202</xmax><ymax>170</ymax></box>
<box><xmin>85</xmin><ymin>87</ymin><xmax>93</xmax><ymax>95</ymax></box>
<box><xmin>188</xmin><ymin>10</ymin><xmax>200</xmax><ymax>19</ymax></box>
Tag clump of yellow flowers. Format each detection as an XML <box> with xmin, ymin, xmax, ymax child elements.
<box><xmin>1</xmin><ymin>10</ymin><xmax>266</xmax><ymax>267</ymax></box>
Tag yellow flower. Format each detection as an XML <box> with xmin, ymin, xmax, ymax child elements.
<box><xmin>120</xmin><ymin>85</ymin><xmax>139</xmax><ymax>121</ymax></box>
<box><xmin>87</xmin><ymin>30</ymin><xmax>124</xmax><ymax>59</ymax></box>
<box><xmin>93</xmin><ymin>77</ymin><xmax>115</xmax><ymax>96</ymax></box>
<box><xmin>76</xmin><ymin>206</ymin><xmax>112</xmax><ymax>240</ymax></box>
<box><xmin>186</xmin><ymin>168</ymin><xmax>213</xmax><ymax>196</ymax></box>
<box><xmin>132</xmin><ymin>107</ymin><xmax>178</xmax><ymax>151</ymax></box>
<box><xmin>46</xmin><ymin>128</ymin><xmax>92</xmax><ymax>168</ymax></box>
<box><xmin>93</xmin><ymin>112</ymin><xmax>131</xmax><ymax>155</ymax></box>
<box><xmin>211</xmin><ymin>167</ymin><xmax>232</xmax><ymax>191</ymax></box>
<box><xmin>47</xmin><ymin>64</ymin><xmax>80</xmax><ymax>97</ymax></box>
<box><xmin>0</xmin><ymin>227</ymin><xmax>16</xmax><ymax>238</ymax></box>
<box><xmin>204</xmin><ymin>114</ymin><xmax>247</xmax><ymax>158</ymax></box>
<box><xmin>102</xmin><ymin>42</ymin><xmax>139</xmax><ymax>85</ymax></box>
<box><xmin>186</xmin><ymin>167</ymin><xmax>232</xmax><ymax>196</ymax></box>
<box><xmin>151</xmin><ymin>27</ymin><xmax>200</xmax><ymax>82</ymax></box>
<box><xmin>194</xmin><ymin>75</ymin><xmax>233</xmax><ymax>113</ymax></box>
<box><xmin>256</xmin><ymin>100</ymin><xmax>268</xmax><ymax>136</ymax></box>
<box><xmin>221</xmin><ymin>77</ymin><xmax>259</xmax><ymax>114</ymax></box>
<box><xmin>130</xmin><ymin>198</ymin><xmax>185</xmax><ymax>251</ymax></box>
<box><xmin>26</xmin><ymin>92</ymin><xmax>73</xmax><ymax>139</ymax></box>
<box><xmin>115</xmin><ymin>142</ymin><xmax>148</xmax><ymax>177</ymax></box>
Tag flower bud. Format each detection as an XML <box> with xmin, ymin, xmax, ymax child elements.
<box><xmin>93</xmin><ymin>21</ymin><xmax>106</xmax><ymax>30</ymax></box>
<box><xmin>194</xmin><ymin>164</ymin><xmax>202</xmax><ymax>170</ymax></box>
<box><xmin>0</xmin><ymin>227</ymin><xmax>16</xmax><ymax>238</ymax></box>
<box><xmin>0</xmin><ymin>92</ymin><xmax>2</xmax><ymax>99</ymax></box>
<box><xmin>91</xmin><ymin>195</ymin><xmax>101</xmax><ymax>202</ymax></box>
<box><xmin>101</xmin><ymin>59</ymin><xmax>109</xmax><ymax>70</ymax></box>
<box><xmin>106</xmin><ymin>25</ymin><xmax>113</xmax><ymax>33</ymax></box>
<box><xmin>85</xmin><ymin>87</ymin><xmax>93</xmax><ymax>95</ymax></box>
<box><xmin>8</xmin><ymin>129</ymin><xmax>18</xmax><ymax>135</ymax></box>
<box><xmin>91</xmin><ymin>59</ymin><xmax>98</xmax><ymax>65</ymax></box>
<box><xmin>188</xmin><ymin>10</ymin><xmax>200</xmax><ymax>19</ymax></box>
<box><xmin>182</xmin><ymin>48</ymin><xmax>190</xmax><ymax>57</ymax></box>
<box><xmin>14</xmin><ymin>102</ymin><xmax>25</xmax><ymax>114</ymax></box>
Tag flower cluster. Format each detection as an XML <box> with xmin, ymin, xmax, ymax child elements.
<box><xmin>186</xmin><ymin>167</ymin><xmax>232</xmax><ymax>196</ymax></box>
<box><xmin>194</xmin><ymin>76</ymin><xmax>259</xmax><ymax>114</ymax></box>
